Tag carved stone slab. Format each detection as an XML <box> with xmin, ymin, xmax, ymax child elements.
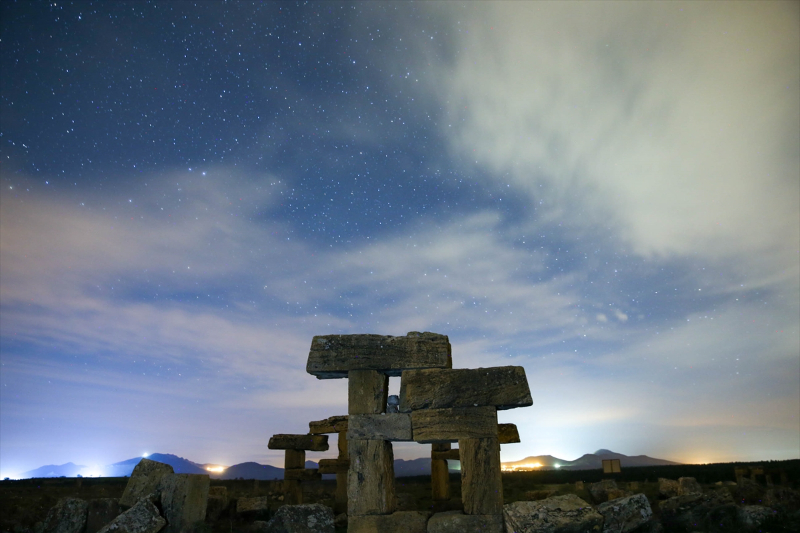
<box><xmin>498</xmin><ymin>423</ymin><xmax>520</xmax><ymax>444</ymax></box>
<box><xmin>309</xmin><ymin>415</ymin><xmax>349</xmax><ymax>434</ymax></box>
<box><xmin>307</xmin><ymin>332</ymin><xmax>451</xmax><ymax>378</ymax></box>
<box><xmin>348</xmin><ymin>413</ymin><xmax>413</xmax><ymax>441</ymax></box>
<box><xmin>268</xmin><ymin>434</ymin><xmax>329</xmax><ymax>451</ymax></box>
<box><xmin>399</xmin><ymin>366</ymin><xmax>532</xmax><ymax>411</ymax></box>
<box><xmin>411</xmin><ymin>406</ymin><xmax>497</xmax><ymax>443</ymax></box>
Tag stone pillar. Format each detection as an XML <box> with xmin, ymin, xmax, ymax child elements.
<box><xmin>348</xmin><ymin>438</ymin><xmax>396</xmax><ymax>516</ymax></box>
<box><xmin>459</xmin><ymin>437</ymin><xmax>503</xmax><ymax>515</ymax></box>
<box><xmin>348</xmin><ymin>369</ymin><xmax>389</xmax><ymax>414</ymax></box>
<box><xmin>336</xmin><ymin>429</ymin><xmax>349</xmax><ymax>514</ymax></box>
<box><xmin>284</xmin><ymin>449</ymin><xmax>305</xmax><ymax>504</ymax></box>
<box><xmin>431</xmin><ymin>443</ymin><xmax>451</xmax><ymax>503</ymax></box>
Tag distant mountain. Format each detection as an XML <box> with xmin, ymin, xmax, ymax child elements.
<box><xmin>502</xmin><ymin>449</ymin><xmax>680</xmax><ymax>471</ymax></box>
<box><xmin>213</xmin><ymin>462</ymin><xmax>283</xmax><ymax>480</ymax></box>
<box><xmin>105</xmin><ymin>453</ymin><xmax>207</xmax><ymax>477</ymax></box>
<box><xmin>20</xmin><ymin>462</ymin><xmax>87</xmax><ymax>479</ymax></box>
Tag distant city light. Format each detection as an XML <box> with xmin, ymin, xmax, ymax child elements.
<box><xmin>554</xmin><ymin>464</ymin><xmax>561</xmax><ymax>468</ymax></box>
<box><xmin>206</xmin><ymin>466</ymin><xmax>225</xmax><ymax>473</ymax></box>
<box><xmin>143</xmin><ymin>453</ymin><xmax>149</xmax><ymax>458</ymax></box>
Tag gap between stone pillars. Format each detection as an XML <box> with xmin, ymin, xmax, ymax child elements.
<box><xmin>459</xmin><ymin>437</ymin><xmax>503</xmax><ymax>515</ymax></box>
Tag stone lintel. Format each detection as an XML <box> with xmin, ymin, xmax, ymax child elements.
<box><xmin>268</xmin><ymin>434</ymin><xmax>329</xmax><ymax>451</ymax></box>
<box><xmin>283</xmin><ymin>468</ymin><xmax>322</xmax><ymax>481</ymax></box>
<box><xmin>411</xmin><ymin>406</ymin><xmax>497</xmax><ymax>443</ymax></box>
<box><xmin>307</xmin><ymin>332</ymin><xmax>451</xmax><ymax>379</ymax></box>
<box><xmin>432</xmin><ymin>449</ymin><xmax>461</xmax><ymax>461</ymax></box>
<box><xmin>309</xmin><ymin>415</ymin><xmax>349</xmax><ymax>434</ymax></box>
<box><xmin>498</xmin><ymin>423</ymin><xmax>520</xmax><ymax>444</ymax></box>
<box><xmin>318</xmin><ymin>458</ymin><xmax>350</xmax><ymax>474</ymax></box>
<box><xmin>347</xmin><ymin>413</ymin><xmax>413</xmax><ymax>441</ymax></box>
<box><xmin>399</xmin><ymin>366</ymin><xmax>532</xmax><ymax>411</ymax></box>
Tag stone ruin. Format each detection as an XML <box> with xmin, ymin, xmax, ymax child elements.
<box><xmin>298</xmin><ymin>330</ymin><xmax>533</xmax><ymax>532</ymax></box>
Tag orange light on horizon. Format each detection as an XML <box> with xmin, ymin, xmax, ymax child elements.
<box><xmin>206</xmin><ymin>466</ymin><xmax>225</xmax><ymax>473</ymax></box>
<box><xmin>501</xmin><ymin>462</ymin><xmax>543</xmax><ymax>471</ymax></box>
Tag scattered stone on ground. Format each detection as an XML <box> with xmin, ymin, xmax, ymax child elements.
<box><xmin>658</xmin><ymin>478</ymin><xmax>679</xmax><ymax>499</ymax></box>
<box><xmin>596</xmin><ymin>493</ymin><xmax>652</xmax><ymax>533</ymax></box>
<box><xmin>589</xmin><ymin>479</ymin><xmax>619</xmax><ymax>503</ymax></box>
<box><xmin>96</xmin><ymin>498</ymin><xmax>165</xmax><ymax>533</ymax></box>
<box><xmin>503</xmin><ymin>494</ymin><xmax>603</xmax><ymax>533</ymax></box>
<box><xmin>678</xmin><ymin>477</ymin><xmax>702</xmax><ymax>495</ymax></box>
<box><xmin>119</xmin><ymin>459</ymin><xmax>175</xmax><ymax>509</ymax></box>
<box><xmin>659</xmin><ymin>488</ymin><xmax>735</xmax><ymax>532</ymax></box>
<box><xmin>261</xmin><ymin>503</ymin><xmax>334</xmax><ymax>533</ymax></box>
<box><xmin>158</xmin><ymin>473</ymin><xmax>209</xmax><ymax>533</ymax></box>
<box><xmin>426</xmin><ymin>510</ymin><xmax>503</xmax><ymax>533</ymax></box>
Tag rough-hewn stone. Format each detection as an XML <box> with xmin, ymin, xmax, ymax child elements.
<box><xmin>309</xmin><ymin>415</ymin><xmax>348</xmax><ymax>434</ymax></box>
<box><xmin>678</xmin><ymin>477</ymin><xmax>702</xmax><ymax>495</ymax></box>
<box><xmin>503</xmin><ymin>495</ymin><xmax>603</xmax><ymax>533</ymax></box>
<box><xmin>158</xmin><ymin>473</ymin><xmax>210</xmax><ymax>533</ymax></box>
<box><xmin>261</xmin><ymin>503</ymin><xmax>335</xmax><ymax>533</ymax></box>
<box><xmin>86</xmin><ymin>498</ymin><xmax>121</xmax><ymax>533</ymax></box>
<box><xmin>590</xmin><ymin>479</ymin><xmax>619</xmax><ymax>503</ymax></box>
<box><xmin>97</xmin><ymin>498</ymin><xmax>165</xmax><ymax>533</ymax></box>
<box><xmin>347</xmin><ymin>413</ymin><xmax>413</xmax><ymax>441</ymax></box>
<box><xmin>347</xmin><ymin>511</ymin><xmax>429</xmax><ymax>533</ymax></box>
<box><xmin>431</xmin><ymin>458</ymin><xmax>451</xmax><ymax>502</ymax></box>
<box><xmin>498</xmin><ymin>424</ymin><xmax>520</xmax><ymax>444</ymax></box>
<box><xmin>284</xmin><ymin>469</ymin><xmax>321</xmax><ymax>481</ymax></box>
<box><xmin>412</xmin><ymin>406</ymin><xmax>497</xmax><ymax>443</ymax></box>
<box><xmin>307</xmin><ymin>332</ymin><xmax>451</xmax><ymax>378</ymax></box>
<box><xmin>318</xmin><ymin>458</ymin><xmax>349</xmax><ymax>474</ymax></box>
<box><xmin>399</xmin><ymin>366</ymin><xmax>531</xmax><ymax>411</ymax></box>
<box><xmin>348</xmin><ymin>439</ymin><xmax>395</xmax><ymax>516</ymax></box>
<box><xmin>237</xmin><ymin>496</ymin><xmax>271</xmax><ymax>514</ymax></box>
<box><xmin>658</xmin><ymin>478</ymin><xmax>679</xmax><ymax>499</ymax></box>
<box><xmin>460</xmin><ymin>437</ymin><xmax>503</xmax><ymax>515</ymax></box>
<box><xmin>119</xmin><ymin>458</ymin><xmax>175</xmax><ymax>508</ymax></box>
<box><xmin>39</xmin><ymin>497</ymin><xmax>89</xmax><ymax>533</ymax></box>
<box><xmin>268</xmin><ymin>434</ymin><xmax>329</xmax><ymax>451</ymax></box>
<box><xmin>285</xmin><ymin>449</ymin><xmax>306</xmax><ymax>470</ymax></box>
<box><xmin>597</xmin><ymin>493</ymin><xmax>653</xmax><ymax>533</ymax></box>
<box><xmin>427</xmin><ymin>511</ymin><xmax>503</xmax><ymax>533</ymax></box>
<box><xmin>348</xmin><ymin>370</ymin><xmax>389</xmax><ymax>415</ymax></box>
<box><xmin>206</xmin><ymin>487</ymin><xmax>228</xmax><ymax>522</ymax></box>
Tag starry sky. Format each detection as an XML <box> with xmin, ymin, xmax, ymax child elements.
<box><xmin>1</xmin><ymin>1</ymin><xmax>798</xmax><ymax>478</ymax></box>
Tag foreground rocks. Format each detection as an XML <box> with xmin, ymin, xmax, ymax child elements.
<box><xmin>503</xmin><ymin>494</ymin><xmax>604</xmax><ymax>533</ymax></box>
<box><xmin>37</xmin><ymin>497</ymin><xmax>89</xmax><ymax>533</ymax></box>
<box><xmin>596</xmin><ymin>493</ymin><xmax>652</xmax><ymax>533</ymax></box>
<box><xmin>258</xmin><ymin>503</ymin><xmax>334</xmax><ymax>533</ymax></box>
<box><xmin>97</xmin><ymin>498</ymin><xmax>165</xmax><ymax>533</ymax></box>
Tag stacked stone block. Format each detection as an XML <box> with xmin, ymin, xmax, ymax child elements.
<box><xmin>305</xmin><ymin>331</ymin><xmax>533</xmax><ymax>533</ymax></box>
<box><xmin>309</xmin><ymin>415</ymin><xmax>350</xmax><ymax>513</ymax></box>
<box><xmin>267</xmin><ymin>433</ymin><xmax>328</xmax><ymax>504</ymax></box>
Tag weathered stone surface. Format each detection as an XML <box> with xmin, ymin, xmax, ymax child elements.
<box><xmin>678</xmin><ymin>477</ymin><xmax>702</xmax><ymax>495</ymax></box>
<box><xmin>269</xmin><ymin>434</ymin><xmax>329</xmax><ymax>451</ymax></box>
<box><xmin>596</xmin><ymin>493</ymin><xmax>652</xmax><ymax>533</ymax></box>
<box><xmin>348</xmin><ymin>439</ymin><xmax>396</xmax><ymax>515</ymax></box>
<box><xmin>97</xmin><ymin>498</ymin><xmax>165</xmax><ymax>533</ymax></box>
<box><xmin>460</xmin><ymin>437</ymin><xmax>503</xmax><ymax>515</ymax></box>
<box><xmin>158</xmin><ymin>473</ymin><xmax>210</xmax><ymax>533</ymax></box>
<box><xmin>524</xmin><ymin>490</ymin><xmax>557</xmax><ymax>501</ymax></box>
<box><xmin>318</xmin><ymin>458</ymin><xmax>349</xmax><ymax>474</ymax></box>
<box><xmin>400</xmin><ymin>366</ymin><xmax>531</xmax><ymax>411</ymax></box>
<box><xmin>348</xmin><ymin>413</ymin><xmax>413</xmax><ymax>441</ymax></box>
<box><xmin>284</xmin><ymin>479</ymin><xmax>303</xmax><ymax>505</ymax></box>
<box><xmin>120</xmin><ymin>458</ymin><xmax>175</xmax><ymax>508</ymax></box>
<box><xmin>39</xmin><ymin>497</ymin><xmax>89</xmax><ymax>533</ymax></box>
<box><xmin>498</xmin><ymin>424</ymin><xmax>520</xmax><ymax>444</ymax></box>
<box><xmin>237</xmin><ymin>496</ymin><xmax>271</xmax><ymax>514</ymax></box>
<box><xmin>659</xmin><ymin>489</ymin><xmax>735</xmax><ymax>532</ymax></box>
<box><xmin>86</xmin><ymin>498</ymin><xmax>121</xmax><ymax>533</ymax></box>
<box><xmin>206</xmin><ymin>487</ymin><xmax>228</xmax><ymax>522</ymax></box>
<box><xmin>427</xmin><ymin>511</ymin><xmax>503</xmax><ymax>533</ymax></box>
<box><xmin>348</xmin><ymin>370</ymin><xmax>389</xmax><ymax>414</ymax></box>
<box><xmin>261</xmin><ymin>503</ymin><xmax>335</xmax><ymax>533</ymax></box>
<box><xmin>348</xmin><ymin>511</ymin><xmax>429</xmax><ymax>533</ymax></box>
<box><xmin>503</xmin><ymin>495</ymin><xmax>603</xmax><ymax>533</ymax></box>
<box><xmin>658</xmin><ymin>478</ymin><xmax>679</xmax><ymax>499</ymax></box>
<box><xmin>737</xmin><ymin>505</ymin><xmax>776</xmax><ymax>529</ymax></box>
<box><xmin>309</xmin><ymin>415</ymin><xmax>349</xmax><ymax>435</ymax></box>
<box><xmin>431</xmin><ymin>458</ymin><xmax>451</xmax><ymax>502</ymax></box>
<box><xmin>590</xmin><ymin>479</ymin><xmax>619</xmax><ymax>503</ymax></box>
<box><xmin>284</xmin><ymin>468</ymin><xmax>321</xmax><ymax>481</ymax></box>
<box><xmin>285</xmin><ymin>449</ymin><xmax>306</xmax><ymax>470</ymax></box>
<box><xmin>431</xmin><ymin>449</ymin><xmax>461</xmax><ymax>461</ymax></box>
<box><xmin>412</xmin><ymin>406</ymin><xmax>497</xmax><ymax>443</ymax></box>
<box><xmin>307</xmin><ymin>332</ymin><xmax>451</xmax><ymax>378</ymax></box>
<box><xmin>337</xmin><ymin>430</ymin><xmax>348</xmax><ymax>456</ymax></box>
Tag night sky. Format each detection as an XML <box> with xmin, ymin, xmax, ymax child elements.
<box><xmin>1</xmin><ymin>1</ymin><xmax>798</xmax><ymax>478</ymax></box>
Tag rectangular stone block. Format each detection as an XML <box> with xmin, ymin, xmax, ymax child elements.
<box><xmin>498</xmin><ymin>423</ymin><xmax>520</xmax><ymax>444</ymax></box>
<box><xmin>460</xmin><ymin>438</ymin><xmax>503</xmax><ymax>515</ymax></box>
<box><xmin>399</xmin><ymin>366</ymin><xmax>532</xmax><ymax>411</ymax></box>
<box><xmin>284</xmin><ymin>449</ymin><xmax>305</xmax><ymax>470</ymax></box>
<box><xmin>318</xmin><ymin>458</ymin><xmax>350</xmax><ymax>474</ymax></box>
<box><xmin>338</xmin><ymin>430</ymin><xmax>348</xmax><ymax>457</ymax></box>
<box><xmin>158</xmin><ymin>473</ymin><xmax>210</xmax><ymax>533</ymax></box>
<box><xmin>120</xmin><ymin>458</ymin><xmax>174</xmax><ymax>508</ymax></box>
<box><xmin>335</xmin><ymin>471</ymin><xmax>347</xmax><ymax>514</ymax></box>
<box><xmin>432</xmin><ymin>449</ymin><xmax>461</xmax><ymax>461</ymax></box>
<box><xmin>348</xmin><ymin>439</ymin><xmax>396</xmax><ymax>515</ymax></box>
<box><xmin>307</xmin><ymin>332</ymin><xmax>451</xmax><ymax>378</ymax></box>
<box><xmin>309</xmin><ymin>415</ymin><xmax>349</xmax><ymax>434</ymax></box>
<box><xmin>411</xmin><ymin>406</ymin><xmax>497</xmax><ymax>443</ymax></box>
<box><xmin>283</xmin><ymin>468</ymin><xmax>321</xmax><ymax>481</ymax></box>
<box><xmin>268</xmin><ymin>434</ymin><xmax>329</xmax><ymax>451</ymax></box>
<box><xmin>427</xmin><ymin>511</ymin><xmax>503</xmax><ymax>533</ymax></box>
<box><xmin>349</xmin><ymin>369</ymin><xmax>389</xmax><ymax>414</ymax></box>
<box><xmin>348</xmin><ymin>413</ymin><xmax>413</xmax><ymax>441</ymax></box>
<box><xmin>431</xmin><ymin>459</ymin><xmax>451</xmax><ymax>502</ymax></box>
<box><xmin>348</xmin><ymin>511</ymin><xmax>430</xmax><ymax>533</ymax></box>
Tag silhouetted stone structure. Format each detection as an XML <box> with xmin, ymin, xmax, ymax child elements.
<box><xmin>306</xmin><ymin>331</ymin><xmax>533</xmax><ymax>532</ymax></box>
<box><xmin>267</xmin><ymin>433</ymin><xmax>328</xmax><ymax>504</ymax></box>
